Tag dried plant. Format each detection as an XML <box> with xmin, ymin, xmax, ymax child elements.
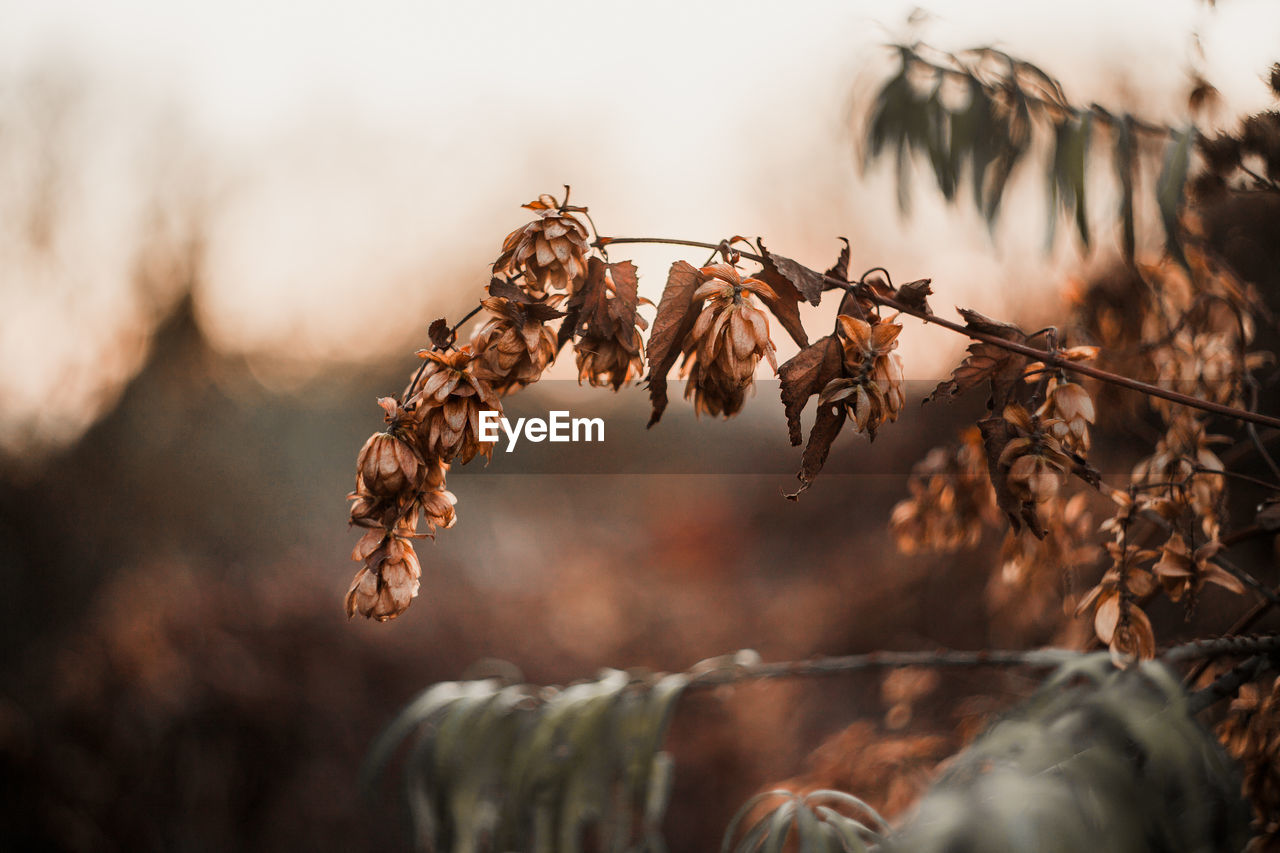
<box><xmin>342</xmin><ymin>40</ymin><xmax>1280</xmax><ymax>853</ymax></box>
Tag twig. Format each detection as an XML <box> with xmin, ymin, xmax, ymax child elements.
<box><xmin>684</xmin><ymin>649</ymin><xmax>1082</xmax><ymax>690</ymax></box>
<box><xmin>597</xmin><ymin>235</ymin><xmax>1280</xmax><ymax>431</ymax></box>
<box><xmin>679</xmin><ymin>636</ymin><xmax>1280</xmax><ymax>692</ymax></box>
<box><xmin>1164</xmin><ymin>634</ymin><xmax>1280</xmax><ymax>664</ymax></box>
<box><xmin>1187</xmin><ymin>655</ymin><xmax>1272</xmax><ymax>714</ymax></box>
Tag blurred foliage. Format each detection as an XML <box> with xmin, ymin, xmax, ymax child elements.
<box><xmin>363</xmin><ymin>669</ymin><xmax>687</xmax><ymax>853</ymax></box>
<box><xmin>864</xmin><ymin>45</ymin><xmax>1199</xmax><ymax>260</ymax></box>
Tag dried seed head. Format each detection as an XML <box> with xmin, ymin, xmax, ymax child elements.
<box><xmin>357</xmin><ymin>431</ymin><xmax>424</xmax><ymax>497</ymax></box>
<box><xmin>471</xmin><ymin>300</ymin><xmax>558</xmax><ymax>395</ymax></box>
<box><xmin>890</xmin><ymin>427</ymin><xmax>996</xmax><ymax>554</ymax></box>
<box><xmin>576</xmin><ymin>325</ymin><xmax>645</xmax><ymax>390</ymax></box>
<box><xmin>494</xmin><ymin>195</ymin><xmax>591</xmax><ymax>295</ymax></box>
<box><xmin>679</xmin><ymin>264</ymin><xmax>778</xmax><ymax>417</ymax></box>
<box><xmin>348</xmin><ymin>477</ymin><xmax>412</xmax><ymax>530</ymax></box>
<box><xmin>820</xmin><ymin>315</ymin><xmax>907</xmax><ymax>438</ymax></box>
<box><xmin>996</xmin><ymin>405</ymin><xmax>1072</xmax><ymax>506</ymax></box>
<box><xmin>1038</xmin><ymin>380</ymin><xmax>1095</xmax><ymax>452</ymax></box>
<box><xmin>404</xmin><ymin>347</ymin><xmax>502</xmax><ymax>464</ymax></box>
<box><xmin>1152</xmin><ymin>532</ymin><xmax>1238</xmax><ymax>602</ymax></box>
<box><xmin>1216</xmin><ymin>677</ymin><xmax>1280</xmax><ymax>837</ymax></box>
<box><xmin>345</xmin><ymin>535</ymin><xmax>422</xmax><ymax>621</ymax></box>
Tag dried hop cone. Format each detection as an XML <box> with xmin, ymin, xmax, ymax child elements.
<box><xmin>573</xmin><ymin>263</ymin><xmax>648</xmax><ymax>390</ymax></box>
<box><xmin>404</xmin><ymin>346</ymin><xmax>501</xmax><ymax>464</ymax></box>
<box><xmin>1151</xmin><ymin>531</ymin><xmax>1240</xmax><ymax>602</ymax></box>
<box><xmin>576</xmin><ymin>323</ymin><xmax>645</xmax><ymax>390</ymax></box>
<box><xmin>494</xmin><ymin>193</ymin><xmax>591</xmax><ymax>295</ymax></box>
<box><xmin>1217</xmin><ymin>679</ymin><xmax>1280</xmax><ymax>840</ymax></box>
<box><xmin>820</xmin><ymin>315</ymin><xmax>906</xmax><ymax>438</ymax></box>
<box><xmin>998</xmin><ymin>404</ymin><xmax>1072</xmax><ymax>505</ymax></box>
<box><xmin>346</xmin><ymin>532</ymin><xmax>422</xmax><ymax>621</ymax></box>
<box><xmin>1037</xmin><ymin>379</ymin><xmax>1095</xmax><ymax>452</ymax></box>
<box><xmin>356</xmin><ymin>398</ymin><xmax>426</xmax><ymax>497</ymax></box>
<box><xmin>470</xmin><ymin>294</ymin><xmax>559</xmax><ymax>395</ymax></box>
<box><xmin>680</xmin><ymin>263</ymin><xmax>777</xmax><ymax>417</ymax></box>
<box><xmin>416</xmin><ymin>458</ymin><xmax>458</xmax><ymax>536</ymax></box>
<box><xmin>890</xmin><ymin>427</ymin><xmax>996</xmax><ymax>554</ymax></box>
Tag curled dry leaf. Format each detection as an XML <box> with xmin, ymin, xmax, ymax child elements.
<box><xmin>755</xmin><ymin>240</ymin><xmax>827</xmax><ymax>305</ymax></box>
<box><xmin>428</xmin><ymin>318</ymin><xmax>455</xmax><ymax>350</ymax></box>
<box><xmin>785</xmin><ymin>402</ymin><xmax>846</xmax><ymax>501</ymax></box>
<box><xmin>895</xmin><ymin>279</ymin><xmax>934</xmax><ymax>314</ymax></box>
<box><xmin>927</xmin><ymin>308</ymin><xmax>1029</xmax><ymax>407</ymax></box>
<box><xmin>825</xmin><ymin>236</ymin><xmax>851</xmax><ymax>283</ymax></box>
<box><xmin>644</xmin><ymin>261</ymin><xmax>705</xmax><ymax>427</ymax></box>
<box><xmin>751</xmin><ymin>237</ymin><xmax>854</xmax><ymax>350</ymax></box>
<box><xmin>778</xmin><ymin>335</ymin><xmax>843</xmax><ymax>446</ymax></box>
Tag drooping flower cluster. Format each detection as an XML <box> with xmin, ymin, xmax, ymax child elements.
<box><xmin>344</xmin><ymin>346</ymin><xmax>500</xmax><ymax>621</ymax></box>
<box><xmin>344</xmin><ymin>191</ymin><xmax>663</xmax><ymax>620</ymax></box>
<box><xmin>1131</xmin><ymin>412</ymin><xmax>1228</xmax><ymax>532</ymax></box>
<box><xmin>1139</xmin><ymin>253</ymin><xmax>1261</xmax><ymax>415</ymax></box>
<box><xmin>819</xmin><ymin>314</ymin><xmax>906</xmax><ymax>438</ymax></box>
<box><xmin>679</xmin><ymin>263</ymin><xmax>778</xmax><ymax>417</ymax></box>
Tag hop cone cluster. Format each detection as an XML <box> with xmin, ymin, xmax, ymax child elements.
<box><xmin>345</xmin><ymin>347</ymin><xmax>501</xmax><ymax>621</ymax></box>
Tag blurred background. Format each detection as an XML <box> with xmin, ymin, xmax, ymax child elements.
<box><xmin>3</xmin><ymin>1</ymin><xmax>1280</xmax><ymax>850</ymax></box>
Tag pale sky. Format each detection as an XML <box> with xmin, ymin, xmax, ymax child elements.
<box><xmin>2</xmin><ymin>0</ymin><xmax>1279</xmax><ymax>452</ymax></box>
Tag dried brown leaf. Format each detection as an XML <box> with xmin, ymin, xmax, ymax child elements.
<box><xmin>825</xmin><ymin>237</ymin><xmax>851</xmax><ymax>282</ymax></box>
<box><xmin>487</xmin><ymin>278</ymin><xmax>531</xmax><ymax>303</ymax></box>
<box><xmin>750</xmin><ymin>261</ymin><xmax>810</xmax><ymax>349</ymax></box>
<box><xmin>576</xmin><ymin>258</ymin><xmax>613</xmax><ymax>337</ymax></box>
<box><xmin>778</xmin><ymin>335</ymin><xmax>844</xmax><ymax>446</ymax></box>
<box><xmin>428</xmin><ymin>318</ymin><xmax>454</xmax><ymax>350</ymax></box>
<box><xmin>605</xmin><ymin>261</ymin><xmax>644</xmax><ymax>335</ymax></box>
<box><xmin>756</xmin><ymin>239</ymin><xmax>826</xmax><ymax>305</ymax></box>
<box><xmin>645</xmin><ymin>260</ymin><xmax>706</xmax><ymax>426</ymax></box>
<box><xmin>786</xmin><ymin>401</ymin><xmax>847</xmax><ymax>500</ymax></box>
<box><xmin>927</xmin><ymin>308</ymin><xmax>1028</xmax><ymax>406</ymax></box>
<box><xmin>978</xmin><ymin>415</ymin><xmax>1044</xmax><ymax>537</ymax></box>
<box><xmin>896</xmin><ymin>279</ymin><xmax>934</xmax><ymax>314</ymax></box>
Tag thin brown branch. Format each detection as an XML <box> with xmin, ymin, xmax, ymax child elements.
<box><xmin>597</xmin><ymin>235</ymin><xmax>1280</xmax><ymax>431</ymax></box>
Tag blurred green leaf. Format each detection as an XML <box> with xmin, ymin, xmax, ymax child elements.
<box><xmin>1157</xmin><ymin>124</ymin><xmax>1194</xmax><ymax>263</ymax></box>
<box><xmin>1048</xmin><ymin>112</ymin><xmax>1092</xmax><ymax>249</ymax></box>
<box><xmin>1112</xmin><ymin>114</ymin><xmax>1137</xmax><ymax>261</ymax></box>
<box><xmin>368</xmin><ymin>667</ymin><xmax>687</xmax><ymax>853</ymax></box>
